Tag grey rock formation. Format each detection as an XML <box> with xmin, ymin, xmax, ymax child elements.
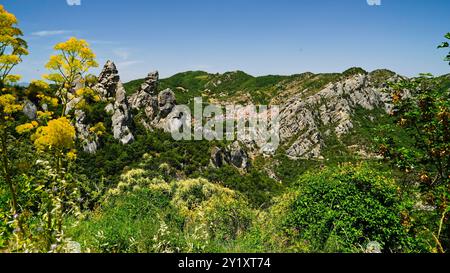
<box><xmin>61</xmin><ymin>73</ymin><xmax>100</xmax><ymax>153</ymax></box>
<box><xmin>93</xmin><ymin>61</ymin><xmax>135</xmax><ymax>144</ymax></box>
<box><xmin>23</xmin><ymin>100</ymin><xmax>37</xmax><ymax>120</ymax></box>
<box><xmin>275</xmin><ymin>72</ymin><xmax>400</xmax><ymax>159</ymax></box>
<box><xmin>128</xmin><ymin>71</ymin><xmax>159</xmax><ymax>129</ymax></box>
<box><xmin>161</xmin><ymin>105</ymin><xmax>191</xmax><ymax>133</ymax></box>
<box><xmin>210</xmin><ymin>147</ymin><xmax>227</xmax><ymax>168</ymax></box>
<box><xmin>228</xmin><ymin>141</ymin><xmax>250</xmax><ymax>169</ymax></box>
<box><xmin>138</xmin><ymin>71</ymin><xmax>159</xmax><ymax>95</ymax></box>
<box><xmin>111</xmin><ymin>81</ymin><xmax>134</xmax><ymax>144</ymax></box>
<box><xmin>66</xmin><ymin>64</ymin><xmax>403</xmax><ymax>160</ymax></box>
<box><xmin>157</xmin><ymin>88</ymin><xmax>176</xmax><ymax>119</ymax></box>
<box><xmin>94</xmin><ymin>60</ymin><xmax>121</xmax><ymax>100</ymax></box>
<box><xmin>210</xmin><ymin>141</ymin><xmax>250</xmax><ymax>170</ymax></box>
<box><xmin>74</xmin><ymin>110</ymin><xmax>99</xmax><ymax>154</ymax></box>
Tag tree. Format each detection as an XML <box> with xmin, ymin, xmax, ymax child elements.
<box><xmin>0</xmin><ymin>4</ymin><xmax>28</xmax><ymax>228</ymax></box>
<box><xmin>379</xmin><ymin>33</ymin><xmax>450</xmax><ymax>252</ymax></box>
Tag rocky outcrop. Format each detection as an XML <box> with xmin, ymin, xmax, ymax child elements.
<box><xmin>111</xmin><ymin>81</ymin><xmax>134</xmax><ymax>144</ymax></box>
<box><xmin>228</xmin><ymin>141</ymin><xmax>250</xmax><ymax>169</ymax></box>
<box><xmin>157</xmin><ymin>88</ymin><xmax>176</xmax><ymax>119</ymax></box>
<box><xmin>211</xmin><ymin>147</ymin><xmax>227</xmax><ymax>168</ymax></box>
<box><xmin>74</xmin><ymin>110</ymin><xmax>99</xmax><ymax>154</ymax></box>
<box><xmin>23</xmin><ymin>100</ymin><xmax>37</xmax><ymax>120</ymax></box>
<box><xmin>94</xmin><ymin>61</ymin><xmax>134</xmax><ymax>144</ymax></box>
<box><xmin>210</xmin><ymin>141</ymin><xmax>250</xmax><ymax>170</ymax></box>
<box><xmin>63</xmin><ymin>73</ymin><xmax>100</xmax><ymax>153</ymax></box>
<box><xmin>127</xmin><ymin>71</ymin><xmax>180</xmax><ymax>132</ymax></box>
<box><xmin>94</xmin><ymin>61</ymin><xmax>121</xmax><ymax>100</ymax></box>
<box><xmin>275</xmin><ymin>72</ymin><xmax>400</xmax><ymax>159</ymax></box>
<box><xmin>128</xmin><ymin>71</ymin><xmax>159</xmax><ymax>129</ymax></box>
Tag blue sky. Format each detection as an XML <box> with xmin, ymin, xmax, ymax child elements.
<box><xmin>3</xmin><ymin>0</ymin><xmax>450</xmax><ymax>82</ymax></box>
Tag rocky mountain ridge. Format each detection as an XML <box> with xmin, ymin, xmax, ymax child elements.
<box><xmin>25</xmin><ymin>61</ymin><xmax>404</xmax><ymax>162</ymax></box>
<box><xmin>276</xmin><ymin>72</ymin><xmax>401</xmax><ymax>159</ymax></box>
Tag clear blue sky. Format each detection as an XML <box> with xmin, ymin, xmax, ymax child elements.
<box><xmin>3</xmin><ymin>0</ymin><xmax>450</xmax><ymax>82</ymax></box>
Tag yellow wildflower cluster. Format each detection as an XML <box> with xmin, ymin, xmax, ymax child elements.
<box><xmin>0</xmin><ymin>5</ymin><xmax>28</xmax><ymax>83</ymax></box>
<box><xmin>25</xmin><ymin>80</ymin><xmax>50</xmax><ymax>97</ymax></box>
<box><xmin>42</xmin><ymin>73</ymin><xmax>64</xmax><ymax>84</ymax></box>
<box><xmin>75</xmin><ymin>99</ymin><xmax>86</xmax><ymax>110</ymax></box>
<box><xmin>37</xmin><ymin>111</ymin><xmax>54</xmax><ymax>120</ymax></box>
<box><xmin>4</xmin><ymin>74</ymin><xmax>21</xmax><ymax>84</ymax></box>
<box><xmin>36</xmin><ymin>93</ymin><xmax>59</xmax><ymax>108</ymax></box>
<box><xmin>66</xmin><ymin>149</ymin><xmax>77</xmax><ymax>161</ymax></box>
<box><xmin>0</xmin><ymin>94</ymin><xmax>22</xmax><ymax>115</ymax></box>
<box><xmin>45</xmin><ymin>37</ymin><xmax>98</xmax><ymax>83</ymax></box>
<box><xmin>32</xmin><ymin>117</ymin><xmax>76</xmax><ymax>151</ymax></box>
<box><xmin>0</xmin><ymin>55</ymin><xmax>21</xmax><ymax>66</ymax></box>
<box><xmin>15</xmin><ymin>121</ymin><xmax>39</xmax><ymax>134</ymax></box>
<box><xmin>31</xmin><ymin>80</ymin><xmax>50</xmax><ymax>90</ymax></box>
<box><xmin>89</xmin><ymin>122</ymin><xmax>106</xmax><ymax>137</ymax></box>
<box><xmin>0</xmin><ymin>4</ymin><xmax>18</xmax><ymax>25</ymax></box>
<box><xmin>54</xmin><ymin>37</ymin><xmax>96</xmax><ymax>60</ymax></box>
<box><xmin>75</xmin><ymin>87</ymin><xmax>101</xmax><ymax>102</ymax></box>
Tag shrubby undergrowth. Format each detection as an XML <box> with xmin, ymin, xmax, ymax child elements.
<box><xmin>64</xmin><ymin>163</ymin><xmax>426</xmax><ymax>253</ymax></box>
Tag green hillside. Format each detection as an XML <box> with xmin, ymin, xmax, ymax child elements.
<box><xmin>123</xmin><ymin>67</ymin><xmax>387</xmax><ymax>106</ymax></box>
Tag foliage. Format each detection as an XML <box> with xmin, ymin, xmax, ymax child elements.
<box><xmin>125</xmin><ymin>70</ymin><xmax>293</xmax><ymax>105</ymax></box>
<box><xmin>203</xmin><ymin>166</ymin><xmax>282</xmax><ymax>208</ymax></box>
<box><xmin>376</xmin><ymin>36</ymin><xmax>450</xmax><ymax>252</ymax></box>
<box><xmin>66</xmin><ymin>177</ymin><xmax>253</xmax><ymax>253</ymax></box>
<box><xmin>0</xmin><ymin>4</ymin><xmax>28</xmax><ymax>236</ymax></box>
<box><xmin>1</xmin><ymin>6</ymin><xmax>449</xmax><ymax>254</ymax></box>
<box><xmin>0</xmin><ymin>4</ymin><xmax>28</xmax><ymax>87</ymax></box>
<box><xmin>277</xmin><ymin>164</ymin><xmax>422</xmax><ymax>253</ymax></box>
<box><xmin>437</xmin><ymin>32</ymin><xmax>450</xmax><ymax>64</ymax></box>
<box><xmin>32</xmin><ymin>117</ymin><xmax>76</xmax><ymax>153</ymax></box>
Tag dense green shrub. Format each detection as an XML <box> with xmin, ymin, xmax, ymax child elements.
<box><xmin>276</xmin><ymin>164</ymin><xmax>422</xmax><ymax>253</ymax></box>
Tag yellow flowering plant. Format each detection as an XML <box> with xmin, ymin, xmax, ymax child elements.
<box><xmin>74</xmin><ymin>87</ymin><xmax>101</xmax><ymax>111</ymax></box>
<box><xmin>30</xmin><ymin>117</ymin><xmax>79</xmax><ymax>245</ymax></box>
<box><xmin>0</xmin><ymin>5</ymin><xmax>28</xmax><ymax>88</ymax></box>
<box><xmin>15</xmin><ymin>121</ymin><xmax>39</xmax><ymax>134</ymax></box>
<box><xmin>1</xmin><ymin>7</ymin><xmax>86</xmax><ymax>251</ymax></box>
<box><xmin>89</xmin><ymin>122</ymin><xmax>107</xmax><ymax>137</ymax></box>
<box><xmin>32</xmin><ymin>117</ymin><xmax>76</xmax><ymax>153</ymax></box>
<box><xmin>0</xmin><ymin>5</ymin><xmax>28</xmax><ymax>228</ymax></box>
<box><xmin>43</xmin><ymin>37</ymin><xmax>98</xmax><ymax>116</ymax></box>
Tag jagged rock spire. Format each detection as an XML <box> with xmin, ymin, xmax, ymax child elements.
<box><xmin>93</xmin><ymin>60</ymin><xmax>135</xmax><ymax>145</ymax></box>
<box><xmin>96</xmin><ymin>60</ymin><xmax>120</xmax><ymax>99</ymax></box>
<box><xmin>139</xmin><ymin>71</ymin><xmax>159</xmax><ymax>96</ymax></box>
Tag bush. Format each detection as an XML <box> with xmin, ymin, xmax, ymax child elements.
<box><xmin>173</xmin><ymin>179</ymin><xmax>253</xmax><ymax>246</ymax></box>
<box><xmin>66</xmin><ymin>176</ymin><xmax>254</xmax><ymax>253</ymax></box>
<box><xmin>276</xmin><ymin>163</ymin><xmax>422</xmax><ymax>253</ymax></box>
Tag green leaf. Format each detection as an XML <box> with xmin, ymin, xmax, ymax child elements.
<box><xmin>445</xmin><ymin>32</ymin><xmax>450</xmax><ymax>40</ymax></box>
<box><xmin>437</xmin><ymin>42</ymin><xmax>449</xmax><ymax>49</ymax></box>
